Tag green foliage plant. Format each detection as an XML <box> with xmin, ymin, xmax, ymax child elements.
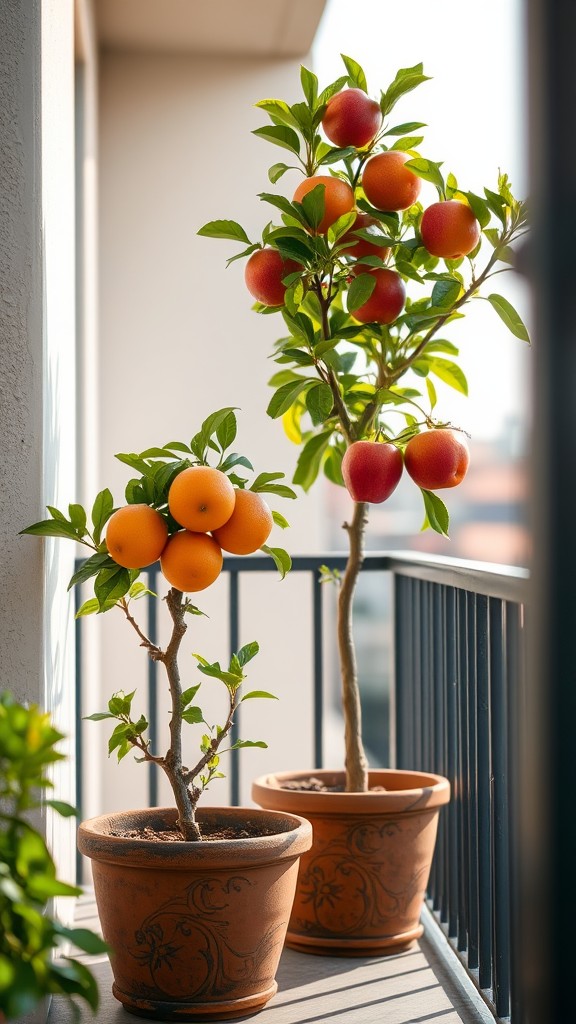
<box><xmin>22</xmin><ymin>410</ymin><xmax>295</xmax><ymax>841</ymax></box>
<box><xmin>198</xmin><ymin>57</ymin><xmax>529</xmax><ymax>793</ymax></box>
<box><xmin>0</xmin><ymin>692</ymin><xmax>108</xmax><ymax>1021</ymax></box>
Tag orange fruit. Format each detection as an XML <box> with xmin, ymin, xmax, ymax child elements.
<box><xmin>293</xmin><ymin>175</ymin><xmax>355</xmax><ymax>234</ymax></box>
<box><xmin>212</xmin><ymin>489</ymin><xmax>273</xmax><ymax>554</ymax></box>
<box><xmin>420</xmin><ymin>200</ymin><xmax>480</xmax><ymax>259</ymax></box>
<box><xmin>106</xmin><ymin>504</ymin><xmax>168</xmax><ymax>569</ymax></box>
<box><xmin>160</xmin><ymin>531</ymin><xmax>223</xmax><ymax>592</ymax></box>
<box><xmin>350</xmin><ymin>268</ymin><xmax>406</xmax><ymax>324</ymax></box>
<box><xmin>362</xmin><ymin>151</ymin><xmax>422</xmax><ymax>212</ymax></box>
<box><xmin>322</xmin><ymin>88</ymin><xmax>382</xmax><ymax>149</ymax></box>
<box><xmin>168</xmin><ymin>466</ymin><xmax>236</xmax><ymax>532</ymax></box>
<box><xmin>244</xmin><ymin>248</ymin><xmax>301</xmax><ymax>306</ymax></box>
<box><xmin>404</xmin><ymin>429</ymin><xmax>470</xmax><ymax>490</ymax></box>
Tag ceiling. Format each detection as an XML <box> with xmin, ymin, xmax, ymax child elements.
<box><xmin>95</xmin><ymin>0</ymin><xmax>328</xmax><ymax>57</ymax></box>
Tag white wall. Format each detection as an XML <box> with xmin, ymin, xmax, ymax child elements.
<box><xmin>95</xmin><ymin>52</ymin><xmax>328</xmax><ymax>812</ymax></box>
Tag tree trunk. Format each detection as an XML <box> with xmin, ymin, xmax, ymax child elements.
<box><xmin>338</xmin><ymin>500</ymin><xmax>369</xmax><ymax>792</ymax></box>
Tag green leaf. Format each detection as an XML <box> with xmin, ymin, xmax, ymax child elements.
<box><xmin>94</xmin><ymin>567</ymin><xmax>132</xmax><ymax>610</ymax></box>
<box><xmin>426</xmin><ymin>377</ymin><xmax>437</xmax><ymax>410</ymax></box>
<box><xmin>381</xmin><ymin>63</ymin><xmax>430</xmax><ymax>115</ymax></box>
<box><xmin>428</xmin><ymin>358</ymin><xmax>468</xmax><ymax>395</ymax></box>
<box><xmin>68</xmin><ymin>551</ymin><xmax>115</xmax><ymax>590</ymax></box>
<box><xmin>306</xmin><ymin>382</ymin><xmax>334</xmax><ymax>425</ymax></box>
<box><xmin>20</xmin><ymin>519</ymin><xmax>80</xmax><ymax>541</ymax></box>
<box><xmin>384</xmin><ymin>121</ymin><xmax>427</xmax><ymax>136</ymax></box>
<box><xmin>75</xmin><ymin>598</ymin><xmax>100</xmax><ymax>618</ymax></box>
<box><xmin>54</xmin><ymin>925</ymin><xmax>109</xmax><ymax>955</ymax></box>
<box><xmin>260</xmin><ymin>545</ymin><xmax>292</xmax><ymax>579</ymax></box>
<box><xmin>258</xmin><ymin>191</ymin><xmax>302</xmax><ymax>221</ymax></box>
<box><xmin>252</xmin><ymin>124</ymin><xmax>301</xmax><ymax>156</ymax></box>
<box><xmin>405</xmin><ymin>156</ymin><xmax>444</xmax><ymax>193</ymax></box>
<box><xmin>268</xmin><ymin>162</ymin><xmax>292</xmax><ymax>184</ymax></box>
<box><xmin>182</xmin><ymin>707</ymin><xmax>204</xmax><ymax>725</ymax></box>
<box><xmin>255</xmin><ymin>98</ymin><xmax>301</xmax><ymax>129</ymax></box>
<box><xmin>346</xmin><ymin>273</ymin><xmax>376</xmax><ymax>313</ymax></box>
<box><xmin>229</xmin><ymin>739</ymin><xmax>268</xmax><ymax>750</ymax></box>
<box><xmin>323</xmin><ymin>445</ymin><xmax>345</xmax><ymax>486</ymax></box>
<box><xmin>241</xmin><ymin>691</ymin><xmax>278</xmax><ymax>701</ymax></box>
<box><xmin>293</xmin><ymin>430</ymin><xmax>334</xmax><ymax>490</ymax></box>
<box><xmin>298</xmin><ymin>183</ymin><xmax>326</xmax><ymax>232</ymax></box>
<box><xmin>197</xmin><ymin>219</ymin><xmax>251</xmax><ymax>243</ymax></box>
<box><xmin>484</xmin><ymin>187</ymin><xmax>507</xmax><ymax>224</ymax></box>
<box><xmin>317</xmin><ymin>75</ymin><xmax>350</xmax><ymax>107</ymax></box>
<box><xmin>267</xmin><ymin>378</ymin><xmax>317</xmax><ymax>419</ymax></box>
<box><xmin>91</xmin><ymin>488</ymin><xmax>114</xmax><ymax>544</ymax></box>
<box><xmin>318</xmin><ymin>144</ymin><xmax>356</xmax><ymax>165</ymax></box>
<box><xmin>45</xmin><ymin>799</ymin><xmax>77</xmax><ymax>817</ymax></box>
<box><xmin>300</xmin><ymin>65</ymin><xmax>318</xmax><ymax>106</ymax></box>
<box><xmin>181</xmin><ymin>684</ymin><xmax>201</xmax><ymax>708</ymax></box>
<box><xmin>236</xmin><ymin>640</ymin><xmax>260</xmax><ymax>667</ymax></box>
<box><xmin>421</xmin><ymin>489</ymin><xmax>450</xmax><ymax>537</ymax></box>
<box><xmin>462</xmin><ymin>191</ymin><xmax>491</xmax><ymax>228</ymax></box>
<box><xmin>431</xmin><ymin>279</ymin><xmax>461</xmax><ymax>308</ymax></box>
<box><xmin>272</xmin><ymin>510</ymin><xmax>290</xmax><ymax>529</ymax></box>
<box><xmin>84</xmin><ymin>711</ymin><xmax>115</xmax><ymax>721</ymax></box>
<box><xmin>216</xmin><ymin>410</ymin><xmax>237</xmax><ymax>451</ymax></box>
<box><xmin>391</xmin><ymin>135</ymin><xmax>424</xmax><ymax>151</ymax></box>
<box><xmin>68</xmin><ymin>503</ymin><xmax>87</xmax><ymax>533</ymax></box>
<box><xmin>485</xmin><ymin>294</ymin><xmax>530</xmax><ymax>341</ymax></box>
<box><xmin>341</xmin><ymin>54</ymin><xmax>368</xmax><ymax>92</ymax></box>
<box><xmin>327</xmin><ymin>210</ymin><xmax>357</xmax><ymax>244</ymax></box>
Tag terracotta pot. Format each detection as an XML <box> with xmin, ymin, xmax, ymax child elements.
<box><xmin>78</xmin><ymin>805</ymin><xmax>312</xmax><ymax>1021</ymax></box>
<box><xmin>252</xmin><ymin>768</ymin><xmax>450</xmax><ymax>957</ymax></box>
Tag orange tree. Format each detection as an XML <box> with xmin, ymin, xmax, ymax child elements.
<box><xmin>198</xmin><ymin>57</ymin><xmax>529</xmax><ymax>793</ymax></box>
<box><xmin>22</xmin><ymin>409</ymin><xmax>295</xmax><ymax>840</ymax></box>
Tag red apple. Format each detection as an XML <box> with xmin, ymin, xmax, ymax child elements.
<box><xmin>349</xmin><ymin>268</ymin><xmax>406</xmax><ymax>324</ymax></box>
<box><xmin>342</xmin><ymin>440</ymin><xmax>403</xmax><ymax>503</ymax></box>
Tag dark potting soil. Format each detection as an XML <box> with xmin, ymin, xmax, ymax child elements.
<box><xmin>280</xmin><ymin>776</ymin><xmax>386</xmax><ymax>793</ymax></box>
<box><xmin>109</xmin><ymin>819</ymin><xmax>281</xmax><ymax>842</ymax></box>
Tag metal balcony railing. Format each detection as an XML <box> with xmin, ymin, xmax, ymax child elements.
<box><xmin>75</xmin><ymin>551</ymin><xmax>527</xmax><ymax>1024</ymax></box>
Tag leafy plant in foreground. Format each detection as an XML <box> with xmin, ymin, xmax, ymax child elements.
<box><xmin>0</xmin><ymin>693</ymin><xmax>107</xmax><ymax>1021</ymax></box>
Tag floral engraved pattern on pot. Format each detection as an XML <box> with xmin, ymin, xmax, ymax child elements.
<box><xmin>298</xmin><ymin>819</ymin><xmax>429</xmax><ymax>936</ymax></box>
<box><xmin>130</xmin><ymin>876</ymin><xmax>282</xmax><ymax>999</ymax></box>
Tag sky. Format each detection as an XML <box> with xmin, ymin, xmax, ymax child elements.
<box><xmin>312</xmin><ymin>0</ymin><xmax>531</xmax><ymax>444</ymax></box>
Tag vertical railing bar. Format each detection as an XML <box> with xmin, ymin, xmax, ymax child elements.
<box><xmin>75</xmin><ymin>583</ymin><xmax>84</xmax><ymax>885</ymax></box>
<box><xmin>229</xmin><ymin>570</ymin><xmax>240</xmax><ymax>806</ymax></box>
<box><xmin>312</xmin><ymin>569</ymin><xmax>324</xmax><ymax>768</ymax></box>
<box><xmin>446</xmin><ymin>585</ymin><xmax>458</xmax><ymax>938</ymax></box>
<box><xmin>147</xmin><ymin>565</ymin><xmax>159</xmax><ymax>809</ymax></box>
<box><xmin>467</xmin><ymin>592</ymin><xmax>479</xmax><ymax>971</ymax></box>
<box><xmin>432</xmin><ymin>583</ymin><xmax>445</xmax><ymax>915</ymax></box>
<box><xmin>394</xmin><ymin>575</ymin><xmax>407</xmax><ymax>767</ymax></box>
<box><xmin>506</xmin><ymin>601</ymin><xmax>523</xmax><ymax>1024</ymax></box>
<box><xmin>413</xmin><ymin>579</ymin><xmax>422</xmax><ymax>771</ymax></box>
<box><xmin>434</xmin><ymin>581</ymin><xmax>448</xmax><ymax>925</ymax></box>
<box><xmin>457</xmin><ymin>588</ymin><xmax>470</xmax><ymax>954</ymax></box>
<box><xmin>491</xmin><ymin>597</ymin><xmax>511</xmax><ymax>1019</ymax></box>
<box><xmin>476</xmin><ymin>593</ymin><xmax>493</xmax><ymax>991</ymax></box>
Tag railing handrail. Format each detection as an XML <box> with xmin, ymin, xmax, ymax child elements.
<box><xmin>223</xmin><ymin>551</ymin><xmax>529</xmax><ymax>603</ymax></box>
<box><xmin>381</xmin><ymin>550</ymin><xmax>528</xmax><ymax>603</ymax></box>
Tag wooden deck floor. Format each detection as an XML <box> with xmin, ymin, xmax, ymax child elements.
<box><xmin>47</xmin><ymin>894</ymin><xmax>491</xmax><ymax>1024</ymax></box>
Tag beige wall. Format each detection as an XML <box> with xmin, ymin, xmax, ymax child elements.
<box><xmin>93</xmin><ymin>52</ymin><xmax>329</xmax><ymax>813</ymax></box>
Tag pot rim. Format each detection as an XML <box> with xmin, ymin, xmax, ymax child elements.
<box><xmin>252</xmin><ymin>767</ymin><xmax>450</xmax><ymax>815</ymax></box>
<box><xmin>78</xmin><ymin>804</ymin><xmax>312</xmax><ymax>870</ymax></box>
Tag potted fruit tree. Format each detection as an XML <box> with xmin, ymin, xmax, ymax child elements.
<box><xmin>22</xmin><ymin>408</ymin><xmax>312</xmax><ymax>1021</ymax></box>
<box><xmin>199</xmin><ymin>56</ymin><xmax>529</xmax><ymax>955</ymax></box>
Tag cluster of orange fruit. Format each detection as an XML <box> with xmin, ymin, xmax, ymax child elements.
<box><xmin>244</xmin><ymin>86</ymin><xmax>480</xmax><ymax>324</ymax></box>
<box><xmin>105</xmin><ymin>467</ymin><xmax>273</xmax><ymax>592</ymax></box>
